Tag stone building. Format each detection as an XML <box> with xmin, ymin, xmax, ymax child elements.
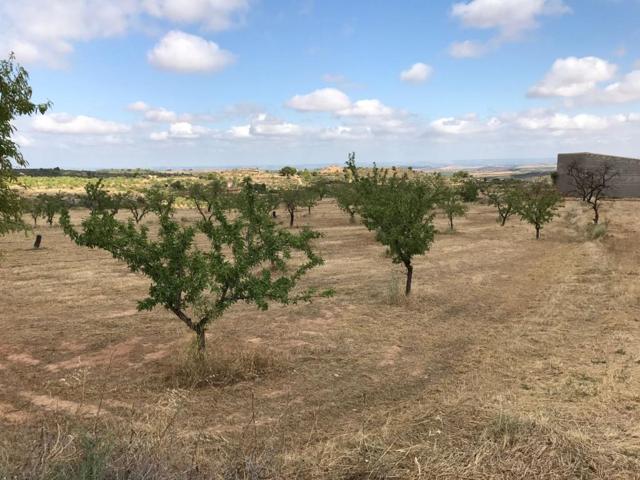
<box><xmin>556</xmin><ymin>152</ymin><xmax>640</xmax><ymax>198</ymax></box>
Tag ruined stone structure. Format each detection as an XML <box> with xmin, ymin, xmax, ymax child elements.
<box><xmin>556</xmin><ymin>152</ymin><xmax>640</xmax><ymax>198</ymax></box>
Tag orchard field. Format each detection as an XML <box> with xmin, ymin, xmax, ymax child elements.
<box><xmin>2</xmin><ymin>192</ymin><xmax>640</xmax><ymax>478</ymax></box>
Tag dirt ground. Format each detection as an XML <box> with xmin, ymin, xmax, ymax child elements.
<box><xmin>1</xmin><ymin>198</ymin><xmax>640</xmax><ymax>478</ymax></box>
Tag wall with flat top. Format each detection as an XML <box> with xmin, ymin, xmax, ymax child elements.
<box><xmin>556</xmin><ymin>152</ymin><xmax>640</xmax><ymax>198</ymax></box>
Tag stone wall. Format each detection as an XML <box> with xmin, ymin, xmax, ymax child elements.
<box><xmin>556</xmin><ymin>152</ymin><xmax>640</xmax><ymax>198</ymax></box>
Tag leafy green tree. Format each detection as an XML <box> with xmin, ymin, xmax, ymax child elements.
<box><xmin>347</xmin><ymin>155</ymin><xmax>438</xmax><ymax>295</ymax></box>
<box><xmin>301</xmin><ymin>187</ymin><xmax>320</xmax><ymax>215</ymax></box>
<box><xmin>280</xmin><ymin>188</ymin><xmax>304</xmax><ymax>227</ymax></box>
<box><xmin>438</xmin><ymin>185</ymin><xmax>468</xmax><ymax>230</ymax></box>
<box><xmin>144</xmin><ymin>184</ymin><xmax>176</xmax><ymax>217</ymax></box>
<box><xmin>40</xmin><ymin>193</ymin><xmax>65</xmax><ymax>226</ymax></box>
<box><xmin>186</xmin><ymin>177</ymin><xmax>229</xmax><ymax>222</ymax></box>
<box><xmin>122</xmin><ymin>193</ymin><xmax>150</xmax><ymax>224</ymax></box>
<box><xmin>0</xmin><ymin>54</ymin><xmax>50</xmax><ymax>235</ymax></box>
<box><xmin>333</xmin><ymin>183</ymin><xmax>360</xmax><ymax>223</ymax></box>
<box><xmin>83</xmin><ymin>179</ymin><xmax>120</xmax><ymax>214</ymax></box>
<box><xmin>61</xmin><ymin>179</ymin><xmax>329</xmax><ymax>353</ymax></box>
<box><xmin>279</xmin><ymin>166</ymin><xmax>297</xmax><ymax>178</ymax></box>
<box><xmin>26</xmin><ymin>196</ymin><xmax>45</xmax><ymax>226</ymax></box>
<box><xmin>485</xmin><ymin>180</ymin><xmax>522</xmax><ymax>226</ymax></box>
<box><xmin>515</xmin><ymin>181</ymin><xmax>563</xmax><ymax>239</ymax></box>
<box><xmin>451</xmin><ymin>171</ymin><xmax>479</xmax><ymax>202</ymax></box>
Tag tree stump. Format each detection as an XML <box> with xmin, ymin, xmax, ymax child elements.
<box><xmin>33</xmin><ymin>234</ymin><xmax>42</xmax><ymax>249</ymax></box>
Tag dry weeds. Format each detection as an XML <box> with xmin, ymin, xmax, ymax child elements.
<box><xmin>1</xmin><ymin>198</ymin><xmax>640</xmax><ymax>478</ymax></box>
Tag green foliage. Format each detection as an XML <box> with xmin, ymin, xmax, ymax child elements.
<box><xmin>39</xmin><ymin>193</ymin><xmax>66</xmax><ymax>226</ymax></box>
<box><xmin>280</xmin><ymin>188</ymin><xmax>305</xmax><ymax>227</ymax></box>
<box><xmin>438</xmin><ymin>185</ymin><xmax>468</xmax><ymax>231</ymax></box>
<box><xmin>300</xmin><ymin>186</ymin><xmax>320</xmax><ymax>214</ymax></box>
<box><xmin>333</xmin><ymin>183</ymin><xmax>361</xmax><ymax>223</ymax></box>
<box><xmin>83</xmin><ymin>179</ymin><xmax>120</xmax><ymax>214</ymax></box>
<box><xmin>121</xmin><ymin>192</ymin><xmax>150</xmax><ymax>224</ymax></box>
<box><xmin>25</xmin><ymin>196</ymin><xmax>45</xmax><ymax>225</ymax></box>
<box><xmin>60</xmin><ymin>179</ymin><xmax>328</xmax><ymax>352</ymax></box>
<box><xmin>0</xmin><ymin>53</ymin><xmax>50</xmax><ymax>235</ymax></box>
<box><xmin>185</xmin><ymin>176</ymin><xmax>229</xmax><ymax>222</ymax></box>
<box><xmin>451</xmin><ymin>171</ymin><xmax>479</xmax><ymax>202</ymax></box>
<box><xmin>515</xmin><ymin>181</ymin><xmax>563</xmax><ymax>239</ymax></box>
<box><xmin>346</xmin><ymin>153</ymin><xmax>438</xmax><ymax>295</ymax></box>
<box><xmin>485</xmin><ymin>180</ymin><xmax>522</xmax><ymax>226</ymax></box>
<box><xmin>279</xmin><ymin>166</ymin><xmax>297</xmax><ymax>178</ymax></box>
<box><xmin>144</xmin><ymin>184</ymin><xmax>176</xmax><ymax>216</ymax></box>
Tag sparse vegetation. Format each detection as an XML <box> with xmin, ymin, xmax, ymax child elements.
<box><xmin>347</xmin><ymin>153</ymin><xmax>438</xmax><ymax>295</ymax></box>
<box><xmin>485</xmin><ymin>179</ymin><xmax>522</xmax><ymax>226</ymax></box>
<box><xmin>438</xmin><ymin>184</ymin><xmax>468</xmax><ymax>230</ymax></box>
<box><xmin>0</xmin><ymin>54</ymin><xmax>50</xmax><ymax>236</ymax></box>
<box><xmin>566</xmin><ymin>160</ymin><xmax>618</xmax><ymax>224</ymax></box>
<box><xmin>61</xmin><ymin>179</ymin><xmax>329</xmax><ymax>353</ymax></box>
<box><xmin>515</xmin><ymin>181</ymin><xmax>563</xmax><ymax>239</ymax></box>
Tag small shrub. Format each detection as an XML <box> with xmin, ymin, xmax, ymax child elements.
<box><xmin>170</xmin><ymin>343</ymin><xmax>286</xmax><ymax>388</ymax></box>
<box><xmin>385</xmin><ymin>272</ymin><xmax>403</xmax><ymax>306</ymax></box>
<box><xmin>585</xmin><ymin>221</ymin><xmax>608</xmax><ymax>240</ymax></box>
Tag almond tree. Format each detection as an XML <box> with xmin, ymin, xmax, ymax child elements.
<box><xmin>61</xmin><ymin>179</ymin><xmax>329</xmax><ymax>354</ymax></box>
<box><xmin>485</xmin><ymin>180</ymin><xmax>522</xmax><ymax>226</ymax></box>
<box><xmin>0</xmin><ymin>54</ymin><xmax>50</xmax><ymax>236</ymax></box>
<box><xmin>516</xmin><ymin>181</ymin><xmax>563</xmax><ymax>239</ymax></box>
<box><xmin>566</xmin><ymin>160</ymin><xmax>618</xmax><ymax>224</ymax></box>
<box><xmin>333</xmin><ymin>183</ymin><xmax>360</xmax><ymax>223</ymax></box>
<box><xmin>437</xmin><ymin>184</ymin><xmax>467</xmax><ymax>230</ymax></box>
<box><xmin>347</xmin><ymin>154</ymin><xmax>438</xmax><ymax>295</ymax></box>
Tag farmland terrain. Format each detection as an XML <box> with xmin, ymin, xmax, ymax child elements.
<box><xmin>1</xmin><ymin>197</ymin><xmax>639</xmax><ymax>478</ymax></box>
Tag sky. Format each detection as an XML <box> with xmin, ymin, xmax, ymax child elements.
<box><xmin>3</xmin><ymin>0</ymin><xmax>640</xmax><ymax>170</ymax></box>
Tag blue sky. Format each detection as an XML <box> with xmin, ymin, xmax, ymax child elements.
<box><xmin>3</xmin><ymin>0</ymin><xmax>640</xmax><ymax>169</ymax></box>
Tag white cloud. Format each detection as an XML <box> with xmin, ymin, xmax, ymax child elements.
<box><xmin>127</xmin><ymin>101</ymin><xmax>150</xmax><ymax>112</ymax></box>
<box><xmin>449</xmin><ymin>0</ymin><xmax>569</xmax><ymax>58</ymax></box>
<box><xmin>0</xmin><ymin>0</ymin><xmax>249</xmax><ymax>66</ymax></box>
<box><xmin>14</xmin><ymin>133</ymin><xmax>34</xmax><ymax>147</ymax></box>
<box><xmin>516</xmin><ymin>112</ymin><xmax>611</xmax><ymax>131</ymax></box>
<box><xmin>430</xmin><ymin>114</ymin><xmax>502</xmax><ymax>135</ymax></box>
<box><xmin>150</xmin><ymin>131</ymin><xmax>169</xmax><ymax>141</ymax></box>
<box><xmin>147</xmin><ymin>30</ymin><xmax>234</xmax><ymax>73</ymax></box>
<box><xmin>529</xmin><ymin>56</ymin><xmax>617</xmax><ymax>98</ymax></box>
<box><xmin>143</xmin><ymin>0</ymin><xmax>249</xmax><ymax>31</ymax></box>
<box><xmin>400</xmin><ymin>62</ymin><xmax>433</xmax><ymax>84</ymax></box>
<box><xmin>286</xmin><ymin>88</ymin><xmax>352</xmax><ymax>112</ymax></box>
<box><xmin>451</xmin><ymin>0</ymin><xmax>570</xmax><ymax>39</ymax></box>
<box><xmin>32</xmin><ymin>113</ymin><xmax>130</xmax><ymax>134</ymax></box>
<box><xmin>144</xmin><ymin>107</ymin><xmax>178</xmax><ymax>122</ymax></box>
<box><xmin>227</xmin><ymin>114</ymin><xmax>304</xmax><ymax>139</ymax></box>
<box><xmin>602</xmin><ymin>70</ymin><xmax>640</xmax><ymax>103</ymax></box>
<box><xmin>228</xmin><ymin>124</ymin><xmax>252</xmax><ymax>138</ymax></box>
<box><xmin>448</xmin><ymin>40</ymin><xmax>489</xmax><ymax>58</ymax></box>
<box><xmin>338</xmin><ymin>99</ymin><xmax>395</xmax><ymax>118</ymax></box>
<box><xmin>150</xmin><ymin>121</ymin><xmax>208</xmax><ymax>140</ymax></box>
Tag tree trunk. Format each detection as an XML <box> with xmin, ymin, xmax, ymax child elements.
<box><xmin>308</xmin><ymin>206</ymin><xmax>311</xmax><ymax>214</ymax></box>
<box><xmin>195</xmin><ymin>326</ymin><xmax>206</xmax><ymax>353</ymax></box>
<box><xmin>501</xmin><ymin>215</ymin><xmax>507</xmax><ymax>226</ymax></box>
<box><xmin>289</xmin><ymin>210</ymin><xmax>294</xmax><ymax>227</ymax></box>
<box><xmin>405</xmin><ymin>263</ymin><xmax>413</xmax><ymax>295</ymax></box>
<box><xmin>535</xmin><ymin>225</ymin><xmax>540</xmax><ymax>239</ymax></box>
<box><xmin>449</xmin><ymin>215</ymin><xmax>454</xmax><ymax>230</ymax></box>
<box><xmin>593</xmin><ymin>204</ymin><xmax>599</xmax><ymax>224</ymax></box>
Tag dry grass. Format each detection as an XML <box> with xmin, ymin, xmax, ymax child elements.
<box><xmin>2</xmin><ymin>198</ymin><xmax>640</xmax><ymax>478</ymax></box>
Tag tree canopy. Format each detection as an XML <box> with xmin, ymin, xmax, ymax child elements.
<box><xmin>346</xmin><ymin>153</ymin><xmax>438</xmax><ymax>295</ymax></box>
<box><xmin>0</xmin><ymin>53</ymin><xmax>50</xmax><ymax>235</ymax></box>
<box><xmin>61</xmin><ymin>179</ymin><xmax>330</xmax><ymax>353</ymax></box>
